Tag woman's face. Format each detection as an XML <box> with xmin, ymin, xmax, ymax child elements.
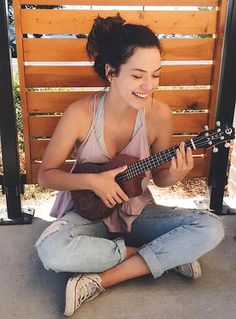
<box><xmin>109</xmin><ymin>46</ymin><xmax>161</xmax><ymax>110</ymax></box>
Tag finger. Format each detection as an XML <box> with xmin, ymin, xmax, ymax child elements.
<box><xmin>186</xmin><ymin>147</ymin><xmax>194</xmax><ymax>168</ymax></box>
<box><xmin>179</xmin><ymin>142</ymin><xmax>186</xmax><ymax>157</ymax></box>
<box><xmin>109</xmin><ymin>190</ymin><xmax>124</xmax><ymax>204</ymax></box>
<box><xmin>171</xmin><ymin>156</ymin><xmax>177</xmax><ymax>170</ymax></box>
<box><xmin>112</xmin><ymin>193</ymin><xmax>124</xmax><ymax>204</ymax></box>
<box><xmin>113</xmin><ymin>165</ymin><xmax>127</xmax><ymax>178</ymax></box>
<box><xmin>107</xmin><ymin>195</ymin><xmax>117</xmax><ymax>206</ymax></box>
<box><xmin>104</xmin><ymin>199</ymin><xmax>114</xmax><ymax>208</ymax></box>
<box><xmin>116</xmin><ymin>187</ymin><xmax>129</xmax><ymax>202</ymax></box>
<box><xmin>176</xmin><ymin>148</ymin><xmax>184</xmax><ymax>169</ymax></box>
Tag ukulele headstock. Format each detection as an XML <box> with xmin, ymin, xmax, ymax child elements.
<box><xmin>194</xmin><ymin>122</ymin><xmax>235</xmax><ymax>152</ymax></box>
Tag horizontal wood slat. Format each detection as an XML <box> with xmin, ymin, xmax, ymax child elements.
<box><xmin>21</xmin><ymin>10</ymin><xmax>217</xmax><ymax>35</ymax></box>
<box><xmin>25</xmin><ymin>65</ymin><xmax>212</xmax><ymax>87</ymax></box>
<box><xmin>161</xmin><ymin>39</ymin><xmax>215</xmax><ymax>61</ymax></box>
<box><xmin>27</xmin><ymin>91</ymin><xmax>93</xmax><ymax>112</ymax></box>
<box><xmin>30</xmin><ymin>156</ymin><xmax>207</xmax><ymax>183</ymax></box>
<box><xmin>28</xmin><ymin>113</ymin><xmax>208</xmax><ymax>137</ymax></box>
<box><xmin>30</xmin><ymin>135</ymin><xmax>204</xmax><ymax>160</ymax></box>
<box><xmin>23</xmin><ymin>38</ymin><xmax>215</xmax><ymax>62</ymax></box>
<box><xmin>173</xmin><ymin>113</ymin><xmax>208</xmax><ymax>133</ymax></box>
<box><xmin>14</xmin><ymin>0</ymin><xmax>227</xmax><ymax>186</ymax></box>
<box><xmin>156</xmin><ymin>90</ymin><xmax>210</xmax><ymax>110</ymax></box>
<box><xmin>19</xmin><ymin>0</ymin><xmax>219</xmax><ymax>6</ymax></box>
<box><xmin>27</xmin><ymin>90</ymin><xmax>210</xmax><ymax>113</ymax></box>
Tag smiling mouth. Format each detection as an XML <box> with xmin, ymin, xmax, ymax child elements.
<box><xmin>132</xmin><ymin>92</ymin><xmax>149</xmax><ymax>99</ymax></box>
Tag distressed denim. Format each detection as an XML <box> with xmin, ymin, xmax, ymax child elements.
<box><xmin>35</xmin><ymin>204</ymin><xmax>225</xmax><ymax>279</ymax></box>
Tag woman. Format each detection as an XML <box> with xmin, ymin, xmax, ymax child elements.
<box><xmin>35</xmin><ymin>14</ymin><xmax>225</xmax><ymax>317</ymax></box>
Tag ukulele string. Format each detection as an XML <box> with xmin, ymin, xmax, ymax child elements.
<box><xmin>115</xmin><ymin>129</ymin><xmax>229</xmax><ymax>183</ymax></box>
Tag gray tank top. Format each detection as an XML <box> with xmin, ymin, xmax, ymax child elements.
<box><xmin>94</xmin><ymin>91</ymin><xmax>143</xmax><ymax>159</ymax></box>
<box><xmin>50</xmin><ymin>91</ymin><xmax>155</xmax><ymax>233</ymax></box>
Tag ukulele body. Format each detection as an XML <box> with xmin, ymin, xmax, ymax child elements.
<box><xmin>71</xmin><ymin>153</ymin><xmax>146</xmax><ymax>220</ymax></box>
<box><xmin>70</xmin><ymin>124</ymin><xmax>235</xmax><ymax>221</ymax></box>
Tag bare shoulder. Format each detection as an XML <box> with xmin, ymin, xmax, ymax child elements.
<box><xmin>64</xmin><ymin>95</ymin><xmax>93</xmax><ymax>126</ymax></box>
<box><xmin>61</xmin><ymin>92</ymin><xmax>101</xmax><ymax>142</ymax></box>
<box><xmin>39</xmin><ymin>93</ymin><xmax>99</xmax><ymax>171</ymax></box>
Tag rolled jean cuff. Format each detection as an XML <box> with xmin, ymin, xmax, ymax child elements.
<box><xmin>138</xmin><ymin>245</ymin><xmax>164</xmax><ymax>279</ymax></box>
<box><xmin>113</xmin><ymin>237</ymin><xmax>126</xmax><ymax>263</ymax></box>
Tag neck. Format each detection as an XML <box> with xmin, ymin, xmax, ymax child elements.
<box><xmin>105</xmin><ymin>87</ymin><xmax>138</xmax><ymax>118</ymax></box>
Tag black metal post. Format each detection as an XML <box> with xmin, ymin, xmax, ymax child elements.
<box><xmin>208</xmin><ymin>0</ymin><xmax>236</xmax><ymax>214</ymax></box>
<box><xmin>0</xmin><ymin>0</ymin><xmax>34</xmax><ymax>224</ymax></box>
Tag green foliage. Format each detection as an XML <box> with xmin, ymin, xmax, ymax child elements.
<box><xmin>12</xmin><ymin>73</ymin><xmax>24</xmax><ymax>152</ymax></box>
<box><xmin>7</xmin><ymin>0</ymin><xmax>14</xmax><ymax>24</ymax></box>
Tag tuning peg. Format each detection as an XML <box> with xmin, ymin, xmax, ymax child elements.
<box><xmin>225</xmin><ymin>142</ymin><xmax>231</xmax><ymax>148</ymax></box>
<box><xmin>204</xmin><ymin>125</ymin><xmax>209</xmax><ymax>136</ymax></box>
<box><xmin>216</xmin><ymin>121</ymin><xmax>221</xmax><ymax>127</ymax></box>
<box><xmin>213</xmin><ymin>146</ymin><xmax>218</xmax><ymax>153</ymax></box>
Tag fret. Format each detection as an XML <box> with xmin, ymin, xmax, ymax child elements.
<box><xmin>167</xmin><ymin>148</ymin><xmax>172</xmax><ymax>159</ymax></box>
<box><xmin>163</xmin><ymin>152</ymin><xmax>168</xmax><ymax>162</ymax></box>
<box><xmin>125</xmin><ymin>139</ymin><xmax>196</xmax><ymax>181</ymax></box>
<box><xmin>136</xmin><ymin>161</ymin><xmax>143</xmax><ymax>174</ymax></box>
<box><xmin>153</xmin><ymin>154</ymin><xmax>161</xmax><ymax>167</ymax></box>
<box><xmin>126</xmin><ymin>169</ymin><xmax>132</xmax><ymax>180</ymax></box>
<box><xmin>151</xmin><ymin>157</ymin><xmax>156</xmax><ymax>169</ymax></box>
<box><xmin>142</xmin><ymin>160</ymin><xmax>150</xmax><ymax>171</ymax></box>
<box><xmin>147</xmin><ymin>157</ymin><xmax>152</xmax><ymax>170</ymax></box>
<box><xmin>115</xmin><ymin>125</ymin><xmax>235</xmax><ymax>184</ymax></box>
<box><xmin>158</xmin><ymin>150</ymin><xmax>166</xmax><ymax>165</ymax></box>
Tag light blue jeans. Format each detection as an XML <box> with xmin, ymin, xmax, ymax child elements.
<box><xmin>35</xmin><ymin>204</ymin><xmax>225</xmax><ymax>279</ymax></box>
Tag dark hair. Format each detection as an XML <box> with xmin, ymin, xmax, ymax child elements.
<box><xmin>86</xmin><ymin>13</ymin><xmax>162</xmax><ymax>83</ymax></box>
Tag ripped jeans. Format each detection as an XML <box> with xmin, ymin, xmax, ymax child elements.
<box><xmin>35</xmin><ymin>204</ymin><xmax>225</xmax><ymax>279</ymax></box>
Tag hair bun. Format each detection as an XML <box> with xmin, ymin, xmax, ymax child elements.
<box><xmin>86</xmin><ymin>13</ymin><xmax>126</xmax><ymax>59</ymax></box>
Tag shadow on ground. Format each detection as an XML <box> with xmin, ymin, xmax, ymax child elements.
<box><xmin>0</xmin><ymin>205</ymin><xmax>235</xmax><ymax>319</ymax></box>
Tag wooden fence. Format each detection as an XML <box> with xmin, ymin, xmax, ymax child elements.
<box><xmin>13</xmin><ymin>0</ymin><xmax>228</xmax><ymax>183</ymax></box>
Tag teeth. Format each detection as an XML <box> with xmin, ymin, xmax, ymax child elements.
<box><xmin>133</xmin><ymin>92</ymin><xmax>149</xmax><ymax>98</ymax></box>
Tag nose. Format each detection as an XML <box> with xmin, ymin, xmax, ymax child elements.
<box><xmin>141</xmin><ymin>77</ymin><xmax>158</xmax><ymax>92</ymax></box>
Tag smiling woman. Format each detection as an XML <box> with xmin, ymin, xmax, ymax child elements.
<box><xmin>34</xmin><ymin>12</ymin><xmax>225</xmax><ymax>317</ymax></box>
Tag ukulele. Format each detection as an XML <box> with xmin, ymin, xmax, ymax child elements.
<box><xmin>70</xmin><ymin>123</ymin><xmax>235</xmax><ymax>221</ymax></box>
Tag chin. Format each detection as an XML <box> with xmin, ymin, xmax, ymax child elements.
<box><xmin>132</xmin><ymin>94</ymin><xmax>151</xmax><ymax>107</ymax></box>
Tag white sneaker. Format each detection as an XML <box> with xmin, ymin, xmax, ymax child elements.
<box><xmin>64</xmin><ymin>273</ymin><xmax>105</xmax><ymax>316</ymax></box>
<box><xmin>173</xmin><ymin>260</ymin><xmax>202</xmax><ymax>279</ymax></box>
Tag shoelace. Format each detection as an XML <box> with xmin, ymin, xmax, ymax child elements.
<box><xmin>76</xmin><ymin>279</ymin><xmax>100</xmax><ymax>305</ymax></box>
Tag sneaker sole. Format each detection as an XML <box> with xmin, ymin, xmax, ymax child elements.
<box><xmin>191</xmin><ymin>261</ymin><xmax>202</xmax><ymax>279</ymax></box>
<box><xmin>173</xmin><ymin>261</ymin><xmax>202</xmax><ymax>279</ymax></box>
<box><xmin>64</xmin><ymin>274</ymin><xmax>83</xmax><ymax>317</ymax></box>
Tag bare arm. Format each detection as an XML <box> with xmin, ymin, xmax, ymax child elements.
<box><xmin>150</xmin><ymin>102</ymin><xmax>194</xmax><ymax>187</ymax></box>
<box><xmin>38</xmin><ymin>97</ymin><xmax>129</xmax><ymax>208</ymax></box>
<box><xmin>38</xmin><ymin>99</ymin><xmax>94</xmax><ymax>191</ymax></box>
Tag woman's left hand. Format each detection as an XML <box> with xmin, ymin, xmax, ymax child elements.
<box><xmin>169</xmin><ymin>142</ymin><xmax>194</xmax><ymax>177</ymax></box>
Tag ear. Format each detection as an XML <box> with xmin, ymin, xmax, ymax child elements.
<box><xmin>105</xmin><ymin>64</ymin><xmax>114</xmax><ymax>81</ymax></box>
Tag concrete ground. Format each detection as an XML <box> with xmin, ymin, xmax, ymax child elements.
<box><xmin>0</xmin><ymin>195</ymin><xmax>236</xmax><ymax>319</ymax></box>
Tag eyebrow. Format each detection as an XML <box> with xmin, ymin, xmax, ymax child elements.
<box><xmin>130</xmin><ymin>67</ymin><xmax>162</xmax><ymax>73</ymax></box>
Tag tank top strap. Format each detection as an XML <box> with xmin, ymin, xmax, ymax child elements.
<box><xmin>93</xmin><ymin>92</ymin><xmax>147</xmax><ymax>158</ymax></box>
<box><xmin>132</xmin><ymin>107</ymin><xmax>144</xmax><ymax>137</ymax></box>
<box><xmin>93</xmin><ymin>91</ymin><xmax>109</xmax><ymax>156</ymax></box>
<box><xmin>93</xmin><ymin>91</ymin><xmax>107</xmax><ymax>124</ymax></box>
<box><xmin>71</xmin><ymin>91</ymin><xmax>105</xmax><ymax>159</ymax></box>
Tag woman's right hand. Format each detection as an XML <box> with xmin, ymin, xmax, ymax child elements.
<box><xmin>89</xmin><ymin>166</ymin><xmax>129</xmax><ymax>208</ymax></box>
